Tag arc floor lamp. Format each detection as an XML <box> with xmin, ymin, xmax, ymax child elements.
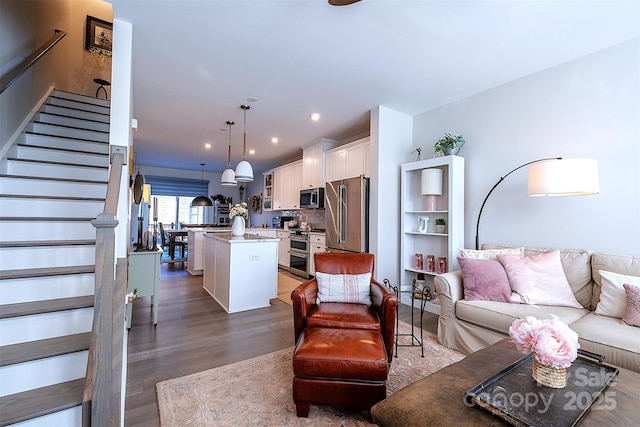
<box><xmin>475</xmin><ymin>157</ymin><xmax>600</xmax><ymax>249</ymax></box>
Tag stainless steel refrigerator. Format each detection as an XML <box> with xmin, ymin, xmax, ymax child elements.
<box><xmin>325</xmin><ymin>176</ymin><xmax>369</xmax><ymax>253</ymax></box>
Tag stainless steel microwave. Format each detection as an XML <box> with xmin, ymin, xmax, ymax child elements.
<box><xmin>299</xmin><ymin>187</ymin><xmax>324</xmax><ymax>209</ymax></box>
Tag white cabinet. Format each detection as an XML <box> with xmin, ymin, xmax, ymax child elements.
<box><xmin>272</xmin><ymin>160</ymin><xmax>302</xmax><ymax>210</ymax></box>
<box><xmin>127</xmin><ymin>248</ymin><xmax>162</xmax><ymax>329</ymax></box>
<box><xmin>272</xmin><ymin>167</ymin><xmax>286</xmax><ymax>210</ymax></box>
<box><xmin>308</xmin><ymin>232</ymin><xmax>326</xmax><ymax>276</ymax></box>
<box><xmin>288</xmin><ymin>161</ymin><xmax>302</xmax><ymax>209</ymax></box>
<box><xmin>245</xmin><ymin>228</ymin><xmax>277</xmax><ymax>238</ymax></box>
<box><xmin>400</xmin><ymin>155</ymin><xmax>464</xmax><ymax>315</ymax></box>
<box><xmin>187</xmin><ymin>229</ymin><xmax>206</xmax><ymax>275</ymax></box>
<box><xmin>302</xmin><ymin>139</ymin><xmax>337</xmax><ymax>188</ymax></box>
<box><xmin>277</xmin><ymin>230</ymin><xmax>290</xmax><ymax>268</ymax></box>
<box><xmin>325</xmin><ymin>137</ymin><xmax>370</xmax><ymax>183</ymax></box>
<box><xmin>202</xmin><ymin>233</ymin><xmax>278</xmax><ymax>313</ymax></box>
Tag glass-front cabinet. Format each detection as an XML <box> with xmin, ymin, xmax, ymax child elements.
<box><xmin>263</xmin><ymin>171</ymin><xmax>273</xmax><ymax>211</ymax></box>
<box><xmin>400</xmin><ymin>155</ymin><xmax>464</xmax><ymax>314</ymax></box>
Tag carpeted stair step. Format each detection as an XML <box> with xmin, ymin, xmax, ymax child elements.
<box><xmin>0</xmin><ymin>332</ymin><xmax>91</xmax><ymax>367</ymax></box>
<box><xmin>0</xmin><ymin>378</ymin><xmax>85</xmax><ymax>426</ymax></box>
<box><xmin>0</xmin><ymin>295</ymin><xmax>94</xmax><ymax>319</ymax></box>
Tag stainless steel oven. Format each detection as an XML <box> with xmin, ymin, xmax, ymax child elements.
<box><xmin>289</xmin><ymin>231</ymin><xmax>309</xmax><ymax>278</ymax></box>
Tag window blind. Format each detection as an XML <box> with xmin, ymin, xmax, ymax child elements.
<box><xmin>144</xmin><ymin>175</ymin><xmax>209</xmax><ymax>197</ymax></box>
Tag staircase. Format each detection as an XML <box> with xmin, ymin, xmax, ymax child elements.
<box><xmin>0</xmin><ymin>90</ymin><xmax>110</xmax><ymax>426</ymax></box>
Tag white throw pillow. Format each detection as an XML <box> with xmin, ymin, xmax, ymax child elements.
<box><xmin>460</xmin><ymin>247</ymin><xmax>524</xmax><ymax>261</ymax></box>
<box><xmin>315</xmin><ymin>272</ymin><xmax>372</xmax><ymax>306</ymax></box>
<box><xmin>596</xmin><ymin>270</ymin><xmax>640</xmax><ymax>318</ymax></box>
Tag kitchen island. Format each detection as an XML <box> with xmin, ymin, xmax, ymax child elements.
<box><xmin>203</xmin><ymin>232</ymin><xmax>279</xmax><ymax>313</ymax></box>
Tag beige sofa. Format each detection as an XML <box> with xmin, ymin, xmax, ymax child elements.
<box><xmin>434</xmin><ymin>245</ymin><xmax>640</xmax><ymax>373</ymax></box>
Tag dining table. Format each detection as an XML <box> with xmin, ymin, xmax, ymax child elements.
<box><xmin>166</xmin><ymin>229</ymin><xmax>188</xmax><ymax>259</ymax></box>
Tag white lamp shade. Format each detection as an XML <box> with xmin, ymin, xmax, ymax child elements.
<box><xmin>235</xmin><ymin>160</ymin><xmax>254</xmax><ymax>182</ymax></box>
<box><xmin>221</xmin><ymin>168</ymin><xmax>237</xmax><ymax>187</ymax></box>
<box><xmin>421</xmin><ymin>168</ymin><xmax>443</xmax><ymax>196</ymax></box>
<box><xmin>528</xmin><ymin>158</ymin><xmax>599</xmax><ymax>197</ymax></box>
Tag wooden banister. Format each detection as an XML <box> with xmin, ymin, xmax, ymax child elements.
<box><xmin>84</xmin><ymin>150</ymin><xmax>127</xmax><ymax>426</ymax></box>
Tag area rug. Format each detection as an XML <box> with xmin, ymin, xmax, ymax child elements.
<box><xmin>276</xmin><ymin>271</ymin><xmax>303</xmax><ymax>305</ymax></box>
<box><xmin>156</xmin><ymin>321</ymin><xmax>464</xmax><ymax>426</ymax></box>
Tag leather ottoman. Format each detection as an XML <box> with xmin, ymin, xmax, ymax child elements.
<box><xmin>292</xmin><ymin>327</ymin><xmax>390</xmax><ymax>417</ymax></box>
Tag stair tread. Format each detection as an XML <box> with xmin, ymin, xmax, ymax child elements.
<box><xmin>0</xmin><ymin>378</ymin><xmax>85</xmax><ymax>426</ymax></box>
<box><xmin>8</xmin><ymin>156</ymin><xmax>109</xmax><ymax>168</ymax></box>
<box><xmin>38</xmin><ymin>111</ymin><xmax>111</xmax><ymax>126</ymax></box>
<box><xmin>16</xmin><ymin>140</ymin><xmax>110</xmax><ymax>156</ymax></box>
<box><xmin>0</xmin><ymin>265</ymin><xmax>95</xmax><ymax>280</ymax></box>
<box><xmin>32</xmin><ymin>120</ymin><xmax>109</xmax><ymax>135</ymax></box>
<box><xmin>0</xmin><ymin>174</ymin><xmax>108</xmax><ymax>184</ymax></box>
<box><xmin>0</xmin><ymin>194</ymin><xmax>105</xmax><ymax>201</ymax></box>
<box><xmin>0</xmin><ymin>332</ymin><xmax>91</xmax><ymax>367</ymax></box>
<box><xmin>26</xmin><ymin>131</ymin><xmax>109</xmax><ymax>144</ymax></box>
<box><xmin>0</xmin><ymin>295</ymin><xmax>94</xmax><ymax>319</ymax></box>
<box><xmin>0</xmin><ymin>239</ymin><xmax>96</xmax><ymax>248</ymax></box>
<box><xmin>52</xmin><ymin>90</ymin><xmax>111</xmax><ymax>107</ymax></box>
<box><xmin>0</xmin><ymin>217</ymin><xmax>97</xmax><ymax>222</ymax></box>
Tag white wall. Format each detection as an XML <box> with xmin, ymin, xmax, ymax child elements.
<box><xmin>0</xmin><ymin>0</ymin><xmax>112</xmax><ymax>155</ymax></box>
<box><xmin>413</xmin><ymin>38</ymin><xmax>640</xmax><ymax>255</ymax></box>
<box><xmin>370</xmin><ymin>106</ymin><xmax>413</xmax><ymax>283</ymax></box>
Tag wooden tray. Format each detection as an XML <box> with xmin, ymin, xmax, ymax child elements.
<box><xmin>464</xmin><ymin>352</ymin><xmax>619</xmax><ymax>427</ymax></box>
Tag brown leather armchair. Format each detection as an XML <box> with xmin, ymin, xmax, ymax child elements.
<box><xmin>291</xmin><ymin>252</ymin><xmax>398</xmax><ymax>362</ymax></box>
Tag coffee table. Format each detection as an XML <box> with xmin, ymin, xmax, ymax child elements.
<box><xmin>371</xmin><ymin>339</ymin><xmax>638</xmax><ymax>427</ymax></box>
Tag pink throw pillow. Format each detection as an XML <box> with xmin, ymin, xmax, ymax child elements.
<box><xmin>458</xmin><ymin>257</ymin><xmax>512</xmax><ymax>302</ymax></box>
<box><xmin>622</xmin><ymin>283</ymin><xmax>640</xmax><ymax>327</ymax></box>
<box><xmin>498</xmin><ymin>250</ymin><xmax>582</xmax><ymax>308</ymax></box>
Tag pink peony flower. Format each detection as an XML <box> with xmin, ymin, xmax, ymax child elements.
<box><xmin>509</xmin><ymin>317</ymin><xmax>579</xmax><ymax>369</ymax></box>
<box><xmin>508</xmin><ymin>316</ymin><xmax>543</xmax><ymax>353</ymax></box>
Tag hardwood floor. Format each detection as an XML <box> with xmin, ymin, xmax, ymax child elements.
<box><xmin>123</xmin><ymin>264</ymin><xmax>437</xmax><ymax>426</ymax></box>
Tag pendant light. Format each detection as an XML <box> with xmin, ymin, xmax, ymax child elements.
<box><xmin>191</xmin><ymin>163</ymin><xmax>213</xmax><ymax>207</ymax></box>
<box><xmin>235</xmin><ymin>104</ymin><xmax>254</xmax><ymax>182</ymax></box>
<box><xmin>221</xmin><ymin>120</ymin><xmax>237</xmax><ymax>186</ymax></box>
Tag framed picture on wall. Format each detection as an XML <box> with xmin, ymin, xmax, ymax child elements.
<box><xmin>85</xmin><ymin>15</ymin><xmax>113</xmax><ymax>56</ymax></box>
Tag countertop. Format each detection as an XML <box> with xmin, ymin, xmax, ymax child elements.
<box><xmin>203</xmin><ymin>232</ymin><xmax>279</xmax><ymax>243</ymax></box>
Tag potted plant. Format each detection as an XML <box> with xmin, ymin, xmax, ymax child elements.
<box><xmin>435</xmin><ymin>218</ymin><xmax>446</xmax><ymax>234</ymax></box>
<box><xmin>434</xmin><ymin>133</ymin><xmax>465</xmax><ymax>156</ymax></box>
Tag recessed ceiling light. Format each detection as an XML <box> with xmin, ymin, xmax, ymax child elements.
<box><xmin>247</xmin><ymin>97</ymin><xmax>258</xmax><ymax>103</ymax></box>
<box><xmin>204</xmin><ymin>143</ymin><xmax>211</xmax><ymax>149</ymax></box>
<box><xmin>249</xmin><ymin>149</ymin><xmax>255</xmax><ymax>155</ymax></box>
<box><xmin>271</xmin><ymin>137</ymin><xmax>278</xmax><ymax>143</ymax></box>
<box><xmin>310</xmin><ymin>113</ymin><xmax>320</xmax><ymax>121</ymax></box>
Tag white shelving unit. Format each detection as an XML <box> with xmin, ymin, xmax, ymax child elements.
<box><xmin>400</xmin><ymin>155</ymin><xmax>464</xmax><ymax>315</ymax></box>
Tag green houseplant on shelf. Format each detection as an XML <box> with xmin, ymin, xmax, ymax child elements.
<box><xmin>435</xmin><ymin>218</ymin><xmax>446</xmax><ymax>234</ymax></box>
<box><xmin>434</xmin><ymin>133</ymin><xmax>465</xmax><ymax>156</ymax></box>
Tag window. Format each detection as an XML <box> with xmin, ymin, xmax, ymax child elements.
<box><xmin>152</xmin><ymin>196</ymin><xmax>205</xmax><ymax>229</ymax></box>
<box><xmin>145</xmin><ymin>175</ymin><xmax>209</xmax><ymax>228</ymax></box>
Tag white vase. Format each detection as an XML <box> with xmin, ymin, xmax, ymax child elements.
<box><xmin>231</xmin><ymin>216</ymin><xmax>245</xmax><ymax>236</ymax></box>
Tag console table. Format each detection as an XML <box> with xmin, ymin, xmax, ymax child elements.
<box><xmin>127</xmin><ymin>248</ymin><xmax>162</xmax><ymax>329</ymax></box>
